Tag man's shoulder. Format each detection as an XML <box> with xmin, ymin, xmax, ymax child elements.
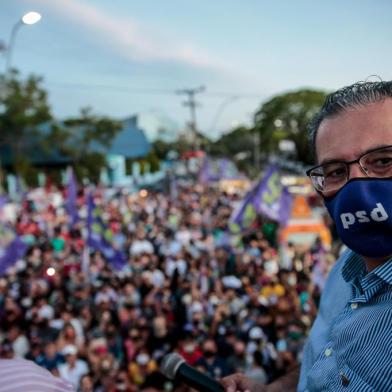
<box><xmin>297</xmin><ymin>249</ymin><xmax>354</xmax><ymax>391</ymax></box>
<box><xmin>319</xmin><ymin>249</ymin><xmax>352</xmax><ymax>311</ymax></box>
<box><xmin>322</xmin><ymin>249</ymin><xmax>351</xmax><ymax>289</ymax></box>
<box><xmin>0</xmin><ymin>358</ymin><xmax>75</xmax><ymax>391</ymax></box>
<box><xmin>329</xmin><ymin>248</ymin><xmax>351</xmax><ymax>275</ymax></box>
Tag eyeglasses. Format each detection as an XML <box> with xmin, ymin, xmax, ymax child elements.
<box><xmin>306</xmin><ymin>145</ymin><xmax>392</xmax><ymax>193</ymax></box>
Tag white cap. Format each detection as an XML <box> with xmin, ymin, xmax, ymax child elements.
<box><xmin>38</xmin><ymin>305</ymin><xmax>54</xmax><ymax>320</ymax></box>
<box><xmin>222</xmin><ymin>275</ymin><xmax>242</xmax><ymax>289</ymax></box>
<box><xmin>62</xmin><ymin>345</ymin><xmax>78</xmax><ymax>356</ymax></box>
<box><xmin>249</xmin><ymin>326</ymin><xmax>265</xmax><ymax>340</ymax></box>
<box><xmin>190</xmin><ymin>302</ymin><xmax>203</xmax><ymax>314</ymax></box>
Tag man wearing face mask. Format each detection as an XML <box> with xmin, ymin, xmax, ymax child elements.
<box><xmin>223</xmin><ymin>81</ymin><xmax>392</xmax><ymax>392</ymax></box>
<box><xmin>195</xmin><ymin>339</ymin><xmax>230</xmax><ymax>379</ymax></box>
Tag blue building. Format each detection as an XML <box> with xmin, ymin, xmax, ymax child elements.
<box><xmin>0</xmin><ymin>116</ymin><xmax>153</xmax><ymax>188</ymax></box>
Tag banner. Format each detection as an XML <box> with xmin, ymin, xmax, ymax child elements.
<box><xmin>87</xmin><ymin>193</ymin><xmax>127</xmax><ymax>270</ymax></box>
<box><xmin>229</xmin><ymin>166</ymin><xmax>293</xmax><ymax>233</ymax></box>
<box><xmin>66</xmin><ymin>167</ymin><xmax>78</xmax><ymax>226</ymax></box>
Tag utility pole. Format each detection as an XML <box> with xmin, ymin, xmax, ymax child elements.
<box><xmin>176</xmin><ymin>86</ymin><xmax>205</xmax><ymax>150</ymax></box>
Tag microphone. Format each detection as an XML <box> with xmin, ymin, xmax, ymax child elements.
<box><xmin>160</xmin><ymin>353</ymin><xmax>225</xmax><ymax>392</ymax></box>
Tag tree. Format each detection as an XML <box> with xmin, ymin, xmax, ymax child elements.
<box><xmin>152</xmin><ymin>131</ymin><xmax>209</xmax><ymax>160</ymax></box>
<box><xmin>152</xmin><ymin>139</ymin><xmax>172</xmax><ymax>161</ymax></box>
<box><xmin>0</xmin><ymin>70</ymin><xmax>52</xmax><ymax>173</ymax></box>
<box><xmin>209</xmin><ymin>126</ymin><xmax>253</xmax><ymax>157</ymax></box>
<box><xmin>209</xmin><ymin>126</ymin><xmax>255</xmax><ymax>174</ymax></box>
<box><xmin>253</xmin><ymin>89</ymin><xmax>327</xmax><ymax>164</ymax></box>
<box><xmin>54</xmin><ymin>107</ymin><xmax>122</xmax><ymax>181</ymax></box>
<box><xmin>0</xmin><ymin>71</ymin><xmax>122</xmax><ymax>183</ymax></box>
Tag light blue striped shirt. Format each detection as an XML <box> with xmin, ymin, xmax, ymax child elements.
<box><xmin>298</xmin><ymin>250</ymin><xmax>392</xmax><ymax>391</ymax></box>
<box><xmin>0</xmin><ymin>358</ymin><xmax>75</xmax><ymax>391</ymax></box>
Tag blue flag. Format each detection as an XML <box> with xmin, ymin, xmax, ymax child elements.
<box><xmin>66</xmin><ymin>167</ymin><xmax>78</xmax><ymax>226</ymax></box>
<box><xmin>87</xmin><ymin>192</ymin><xmax>127</xmax><ymax>270</ymax></box>
<box><xmin>229</xmin><ymin>166</ymin><xmax>293</xmax><ymax>233</ymax></box>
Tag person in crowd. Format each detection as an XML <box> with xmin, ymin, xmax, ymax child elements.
<box><xmin>36</xmin><ymin>340</ymin><xmax>64</xmax><ymax>373</ymax></box>
<box><xmin>58</xmin><ymin>345</ymin><xmax>89</xmax><ymax>388</ymax></box>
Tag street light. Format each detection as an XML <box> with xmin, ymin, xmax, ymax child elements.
<box><xmin>22</xmin><ymin>12</ymin><xmax>42</xmax><ymax>25</ymax></box>
<box><xmin>5</xmin><ymin>11</ymin><xmax>42</xmax><ymax>73</ymax></box>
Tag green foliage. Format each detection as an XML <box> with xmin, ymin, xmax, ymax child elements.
<box><xmin>151</xmin><ymin>138</ymin><xmax>188</xmax><ymax>162</ymax></box>
<box><xmin>139</xmin><ymin>160</ymin><xmax>146</xmax><ymax>175</ymax></box>
<box><xmin>125</xmin><ymin>151</ymin><xmax>160</xmax><ymax>177</ymax></box>
<box><xmin>253</xmin><ymin>89</ymin><xmax>327</xmax><ymax>164</ymax></box>
<box><xmin>0</xmin><ymin>71</ymin><xmax>123</xmax><ymax>183</ymax></box>
<box><xmin>152</xmin><ymin>139</ymin><xmax>172</xmax><ymax>160</ymax></box>
<box><xmin>208</xmin><ymin>126</ymin><xmax>256</xmax><ymax>175</ymax></box>
<box><xmin>60</xmin><ymin>107</ymin><xmax>122</xmax><ymax>161</ymax></box>
<box><xmin>74</xmin><ymin>152</ymin><xmax>106</xmax><ymax>183</ymax></box>
<box><xmin>14</xmin><ymin>155</ymin><xmax>39</xmax><ymax>187</ymax></box>
<box><xmin>205</xmin><ymin>89</ymin><xmax>327</xmax><ymax>174</ymax></box>
<box><xmin>48</xmin><ymin>107</ymin><xmax>122</xmax><ymax>181</ymax></box>
<box><xmin>147</xmin><ymin>152</ymin><xmax>160</xmax><ymax>173</ymax></box>
<box><xmin>0</xmin><ymin>70</ymin><xmax>52</xmax><ymax>174</ymax></box>
<box><xmin>152</xmin><ymin>130</ymin><xmax>211</xmax><ymax>161</ymax></box>
<box><xmin>209</xmin><ymin>126</ymin><xmax>253</xmax><ymax>157</ymax></box>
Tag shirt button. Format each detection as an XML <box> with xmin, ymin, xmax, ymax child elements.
<box><xmin>340</xmin><ymin>372</ymin><xmax>350</xmax><ymax>387</ymax></box>
<box><xmin>324</xmin><ymin>348</ymin><xmax>332</xmax><ymax>357</ymax></box>
<box><xmin>350</xmin><ymin>303</ymin><xmax>358</xmax><ymax>310</ymax></box>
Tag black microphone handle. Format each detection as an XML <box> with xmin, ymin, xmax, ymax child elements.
<box><xmin>176</xmin><ymin>362</ymin><xmax>225</xmax><ymax>392</ymax></box>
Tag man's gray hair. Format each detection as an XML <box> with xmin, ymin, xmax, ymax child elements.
<box><xmin>308</xmin><ymin>81</ymin><xmax>392</xmax><ymax>161</ymax></box>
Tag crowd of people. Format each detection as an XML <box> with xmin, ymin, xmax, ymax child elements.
<box><xmin>0</xmin><ymin>181</ymin><xmax>336</xmax><ymax>391</ymax></box>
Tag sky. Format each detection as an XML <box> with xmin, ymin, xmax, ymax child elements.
<box><xmin>1</xmin><ymin>0</ymin><xmax>392</xmax><ymax>139</ymax></box>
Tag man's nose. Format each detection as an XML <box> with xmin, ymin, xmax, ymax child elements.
<box><xmin>348</xmin><ymin>162</ymin><xmax>368</xmax><ymax>180</ymax></box>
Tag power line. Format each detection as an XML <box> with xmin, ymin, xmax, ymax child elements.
<box><xmin>46</xmin><ymin>82</ymin><xmax>175</xmax><ymax>95</ymax></box>
<box><xmin>45</xmin><ymin>81</ymin><xmax>265</xmax><ymax>99</ymax></box>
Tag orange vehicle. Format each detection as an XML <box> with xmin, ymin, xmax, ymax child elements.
<box><xmin>279</xmin><ymin>195</ymin><xmax>331</xmax><ymax>248</ymax></box>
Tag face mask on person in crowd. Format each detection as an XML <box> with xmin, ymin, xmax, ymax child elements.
<box><xmin>287</xmin><ymin>274</ymin><xmax>297</xmax><ymax>286</ymax></box>
<box><xmin>136</xmin><ymin>353</ymin><xmax>150</xmax><ymax>365</ymax></box>
<box><xmin>288</xmin><ymin>331</ymin><xmax>303</xmax><ymax>341</ymax></box>
<box><xmin>324</xmin><ymin>178</ymin><xmax>392</xmax><ymax>258</ymax></box>
<box><xmin>183</xmin><ymin>343</ymin><xmax>195</xmax><ymax>353</ymax></box>
<box><xmin>203</xmin><ymin>350</ymin><xmax>216</xmax><ymax>359</ymax></box>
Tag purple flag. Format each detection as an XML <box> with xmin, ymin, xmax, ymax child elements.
<box><xmin>199</xmin><ymin>157</ymin><xmax>244</xmax><ymax>184</ymax></box>
<box><xmin>254</xmin><ymin>166</ymin><xmax>293</xmax><ymax>225</ymax></box>
<box><xmin>66</xmin><ymin>167</ymin><xmax>78</xmax><ymax>226</ymax></box>
<box><xmin>0</xmin><ymin>225</ymin><xmax>27</xmax><ymax>276</ymax></box>
<box><xmin>229</xmin><ymin>166</ymin><xmax>293</xmax><ymax>233</ymax></box>
<box><xmin>87</xmin><ymin>193</ymin><xmax>126</xmax><ymax>270</ymax></box>
<box><xmin>199</xmin><ymin>158</ymin><xmax>214</xmax><ymax>184</ymax></box>
<box><xmin>0</xmin><ymin>196</ymin><xmax>8</xmax><ymax>210</ymax></box>
<box><xmin>220</xmin><ymin>158</ymin><xmax>243</xmax><ymax>180</ymax></box>
<box><xmin>228</xmin><ymin>185</ymin><xmax>260</xmax><ymax>234</ymax></box>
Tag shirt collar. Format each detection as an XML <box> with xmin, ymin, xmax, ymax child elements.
<box><xmin>342</xmin><ymin>250</ymin><xmax>392</xmax><ymax>286</ymax></box>
<box><xmin>341</xmin><ymin>251</ymin><xmax>366</xmax><ymax>284</ymax></box>
<box><xmin>369</xmin><ymin>256</ymin><xmax>392</xmax><ymax>286</ymax></box>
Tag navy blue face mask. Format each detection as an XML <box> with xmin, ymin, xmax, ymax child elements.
<box><xmin>324</xmin><ymin>178</ymin><xmax>392</xmax><ymax>258</ymax></box>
